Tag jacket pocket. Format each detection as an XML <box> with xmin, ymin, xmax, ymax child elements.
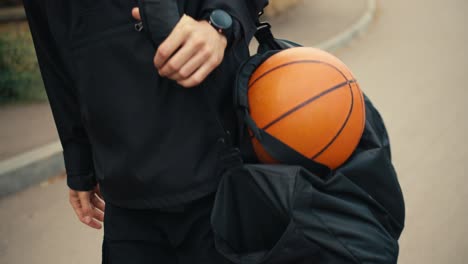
<box><xmin>136</xmin><ymin>0</ymin><xmax>181</xmax><ymax>46</ymax></box>
<box><xmin>68</xmin><ymin>0</ymin><xmax>136</xmax><ymax>44</ymax></box>
<box><xmin>71</xmin><ymin>22</ymin><xmax>141</xmax><ymax>51</ymax></box>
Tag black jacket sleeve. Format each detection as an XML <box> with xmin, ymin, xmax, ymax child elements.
<box><xmin>200</xmin><ymin>0</ymin><xmax>269</xmax><ymax>46</ymax></box>
<box><xmin>23</xmin><ymin>0</ymin><xmax>97</xmax><ymax>191</ymax></box>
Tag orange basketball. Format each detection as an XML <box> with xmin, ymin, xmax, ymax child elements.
<box><xmin>248</xmin><ymin>47</ymin><xmax>366</xmax><ymax>169</ymax></box>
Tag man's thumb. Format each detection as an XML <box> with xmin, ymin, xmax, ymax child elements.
<box><xmin>132</xmin><ymin>7</ymin><xmax>141</xmax><ymax>21</ymax></box>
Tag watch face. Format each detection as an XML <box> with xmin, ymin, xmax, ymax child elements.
<box><xmin>210</xmin><ymin>9</ymin><xmax>233</xmax><ymax>30</ymax></box>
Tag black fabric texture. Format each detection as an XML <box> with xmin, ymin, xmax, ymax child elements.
<box><xmin>102</xmin><ymin>193</ymin><xmax>233</xmax><ymax>264</ymax></box>
<box><xmin>257</xmin><ymin>129</ymin><xmax>331</xmax><ymax>176</ymax></box>
<box><xmin>23</xmin><ymin>0</ymin><xmax>266</xmax><ymax>208</ymax></box>
<box><xmin>136</xmin><ymin>0</ymin><xmax>180</xmax><ymax>47</ymax></box>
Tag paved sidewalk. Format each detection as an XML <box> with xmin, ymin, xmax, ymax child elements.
<box><xmin>0</xmin><ymin>1</ymin><xmax>375</xmax><ymax>263</ymax></box>
<box><xmin>331</xmin><ymin>0</ymin><xmax>468</xmax><ymax>263</ymax></box>
<box><xmin>262</xmin><ymin>0</ymin><xmax>367</xmax><ymax>47</ymax></box>
<box><xmin>0</xmin><ymin>102</ymin><xmax>58</xmax><ymax>161</ymax></box>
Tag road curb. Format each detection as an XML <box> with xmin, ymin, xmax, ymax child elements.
<box><xmin>0</xmin><ymin>7</ymin><xmax>26</xmax><ymax>23</ymax></box>
<box><xmin>0</xmin><ymin>142</ymin><xmax>64</xmax><ymax>197</ymax></box>
<box><xmin>317</xmin><ymin>0</ymin><xmax>377</xmax><ymax>51</ymax></box>
<box><xmin>0</xmin><ymin>0</ymin><xmax>377</xmax><ymax>197</ymax></box>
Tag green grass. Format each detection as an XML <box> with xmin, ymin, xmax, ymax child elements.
<box><xmin>0</xmin><ymin>22</ymin><xmax>47</xmax><ymax>105</ymax></box>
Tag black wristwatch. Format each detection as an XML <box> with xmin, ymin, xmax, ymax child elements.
<box><xmin>204</xmin><ymin>9</ymin><xmax>234</xmax><ymax>48</ymax></box>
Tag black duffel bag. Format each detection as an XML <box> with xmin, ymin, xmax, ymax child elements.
<box><xmin>208</xmin><ymin>18</ymin><xmax>406</xmax><ymax>264</ymax></box>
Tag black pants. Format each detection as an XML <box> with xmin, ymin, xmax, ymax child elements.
<box><xmin>102</xmin><ymin>193</ymin><xmax>231</xmax><ymax>264</ymax></box>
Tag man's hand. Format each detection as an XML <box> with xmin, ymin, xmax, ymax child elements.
<box><xmin>69</xmin><ymin>184</ymin><xmax>105</xmax><ymax>229</ymax></box>
<box><xmin>132</xmin><ymin>8</ymin><xmax>227</xmax><ymax>88</ymax></box>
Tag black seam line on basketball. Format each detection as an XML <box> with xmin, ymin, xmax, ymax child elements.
<box><xmin>311</xmin><ymin>82</ymin><xmax>355</xmax><ymax>160</ymax></box>
<box><xmin>305</xmin><ymin>59</ymin><xmax>355</xmax><ymax>160</ymax></box>
<box><xmin>261</xmin><ymin>79</ymin><xmax>357</xmax><ymax>132</ymax></box>
<box><xmin>249</xmin><ymin>60</ymin><xmax>349</xmax><ymax>89</ymax></box>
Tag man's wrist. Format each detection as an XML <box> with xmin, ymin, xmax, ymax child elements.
<box><xmin>201</xmin><ymin>10</ymin><xmax>235</xmax><ymax>49</ymax></box>
<box><xmin>200</xmin><ymin>19</ymin><xmax>228</xmax><ymax>44</ymax></box>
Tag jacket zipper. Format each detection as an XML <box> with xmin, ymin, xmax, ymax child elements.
<box><xmin>134</xmin><ymin>21</ymin><xmax>144</xmax><ymax>32</ymax></box>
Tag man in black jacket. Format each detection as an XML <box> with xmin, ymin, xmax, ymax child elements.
<box><xmin>24</xmin><ymin>0</ymin><xmax>267</xmax><ymax>262</ymax></box>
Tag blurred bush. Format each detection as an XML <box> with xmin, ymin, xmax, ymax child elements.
<box><xmin>0</xmin><ymin>25</ymin><xmax>46</xmax><ymax>105</ymax></box>
<box><xmin>0</xmin><ymin>0</ymin><xmax>23</xmax><ymax>7</ymax></box>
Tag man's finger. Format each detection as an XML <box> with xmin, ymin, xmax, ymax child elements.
<box><xmin>177</xmin><ymin>60</ymin><xmax>214</xmax><ymax>88</ymax></box>
<box><xmin>93</xmin><ymin>207</ymin><xmax>105</xmax><ymax>222</ymax></box>
<box><xmin>69</xmin><ymin>191</ymin><xmax>84</xmax><ymax>220</ymax></box>
<box><xmin>77</xmin><ymin>191</ymin><xmax>93</xmax><ymax>225</ymax></box>
<box><xmin>86</xmin><ymin>218</ymin><xmax>103</xmax><ymax>229</ymax></box>
<box><xmin>154</xmin><ymin>15</ymin><xmax>192</xmax><ymax>69</ymax></box>
<box><xmin>131</xmin><ymin>7</ymin><xmax>141</xmax><ymax>21</ymax></box>
<box><xmin>91</xmin><ymin>194</ymin><xmax>105</xmax><ymax>212</ymax></box>
<box><xmin>160</xmin><ymin>42</ymin><xmax>198</xmax><ymax>78</ymax></box>
<box><xmin>173</xmin><ymin>49</ymin><xmax>211</xmax><ymax>82</ymax></box>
